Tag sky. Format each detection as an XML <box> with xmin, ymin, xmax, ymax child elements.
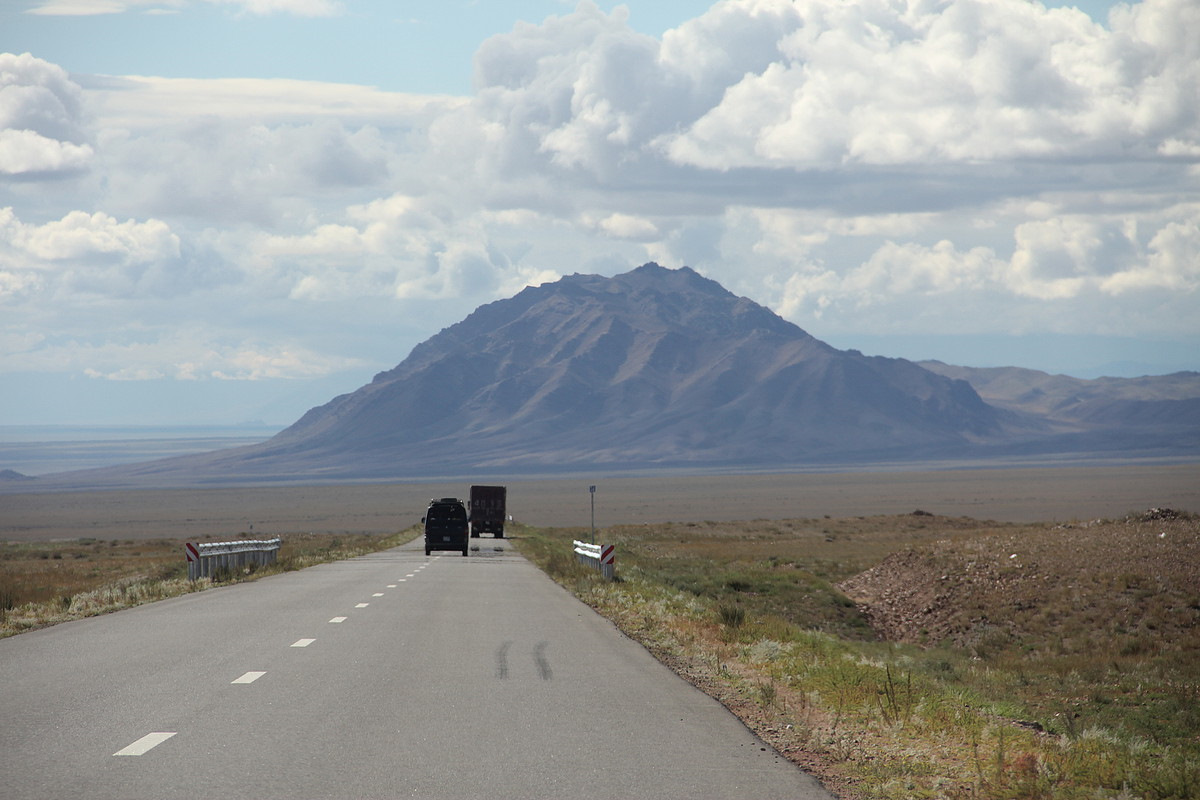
<box><xmin>1</xmin><ymin>0</ymin><xmax>1197</xmax><ymax>427</ymax></box>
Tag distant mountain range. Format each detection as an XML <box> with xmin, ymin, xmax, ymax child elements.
<box><xmin>12</xmin><ymin>264</ymin><xmax>1200</xmax><ymax>488</ymax></box>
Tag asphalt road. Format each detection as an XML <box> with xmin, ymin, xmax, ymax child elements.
<box><xmin>0</xmin><ymin>539</ymin><xmax>832</xmax><ymax>799</ymax></box>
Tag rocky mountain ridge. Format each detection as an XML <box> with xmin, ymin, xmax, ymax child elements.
<box><xmin>261</xmin><ymin>263</ymin><xmax>1019</xmax><ymax>475</ymax></box>
<box><xmin>920</xmin><ymin>361</ymin><xmax>1200</xmax><ymax>431</ymax></box>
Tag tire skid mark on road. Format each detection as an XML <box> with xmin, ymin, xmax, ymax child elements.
<box><xmin>534</xmin><ymin>641</ymin><xmax>553</xmax><ymax>681</ymax></box>
<box><xmin>496</xmin><ymin>641</ymin><xmax>512</xmax><ymax>679</ymax></box>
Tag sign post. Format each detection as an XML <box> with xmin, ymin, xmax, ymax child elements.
<box><xmin>589</xmin><ymin>485</ymin><xmax>596</xmax><ymax>544</ymax></box>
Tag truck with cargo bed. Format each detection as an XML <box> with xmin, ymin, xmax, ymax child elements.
<box><xmin>469</xmin><ymin>485</ymin><xmax>507</xmax><ymax>539</ymax></box>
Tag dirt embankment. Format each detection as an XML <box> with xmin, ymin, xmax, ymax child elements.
<box><xmin>838</xmin><ymin>509</ymin><xmax>1200</xmax><ymax>653</ymax></box>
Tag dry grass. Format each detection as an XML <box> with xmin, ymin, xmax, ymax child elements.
<box><xmin>0</xmin><ymin>528</ymin><xmax>419</xmax><ymax>637</ymax></box>
<box><xmin>513</xmin><ymin>510</ymin><xmax>1200</xmax><ymax>800</ymax></box>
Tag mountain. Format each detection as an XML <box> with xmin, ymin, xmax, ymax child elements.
<box><xmin>257</xmin><ymin>263</ymin><xmax>1016</xmax><ymax>474</ymax></box>
<box><xmin>17</xmin><ymin>264</ymin><xmax>1198</xmax><ymax>488</ymax></box>
<box><xmin>919</xmin><ymin>361</ymin><xmax>1200</xmax><ymax>454</ymax></box>
<box><xmin>918</xmin><ymin>362</ymin><xmax>1200</xmax><ymax>425</ymax></box>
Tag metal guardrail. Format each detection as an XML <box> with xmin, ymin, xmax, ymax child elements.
<box><xmin>573</xmin><ymin>540</ymin><xmax>615</xmax><ymax>580</ymax></box>
<box><xmin>186</xmin><ymin>539</ymin><xmax>281</xmax><ymax>581</ymax></box>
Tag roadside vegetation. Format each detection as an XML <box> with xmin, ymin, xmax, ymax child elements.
<box><xmin>512</xmin><ymin>511</ymin><xmax>1200</xmax><ymax>800</ymax></box>
<box><xmin>0</xmin><ymin>528</ymin><xmax>418</xmax><ymax>638</ymax></box>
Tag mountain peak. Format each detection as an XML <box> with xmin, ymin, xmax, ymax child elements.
<box><xmin>390</xmin><ymin>263</ymin><xmax>808</xmax><ymax>378</ymax></box>
<box><xmin>271</xmin><ymin>263</ymin><xmax>1008</xmax><ymax>473</ymax></box>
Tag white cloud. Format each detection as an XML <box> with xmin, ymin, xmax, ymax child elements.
<box><xmin>24</xmin><ymin>1</ymin><xmax>136</xmax><ymax>16</ymax></box>
<box><xmin>1</xmin><ymin>207</ymin><xmax>177</xmax><ymax>268</ymax></box>
<box><xmin>770</xmin><ymin>203</ymin><xmax>1199</xmax><ymax>332</ymax></box>
<box><xmin>0</xmin><ymin>128</ymin><xmax>92</xmax><ymax>175</ymax></box>
<box><xmin>659</xmin><ymin>0</ymin><xmax>1200</xmax><ymax>169</ymax></box>
<box><xmin>1008</xmin><ymin>218</ymin><xmax>1103</xmax><ymax>299</ymax></box>
<box><xmin>460</xmin><ymin>2</ymin><xmax>668</xmax><ymax>181</ymax></box>
<box><xmin>27</xmin><ymin>0</ymin><xmax>341</xmax><ymax>16</ymax></box>
<box><xmin>586</xmin><ymin>212</ymin><xmax>659</xmax><ymax>241</ymax></box>
<box><xmin>0</xmin><ymin>267</ymin><xmax>43</xmax><ymax>300</ymax></box>
<box><xmin>210</xmin><ymin>0</ymin><xmax>342</xmax><ymax>16</ymax></box>
<box><xmin>75</xmin><ymin>76</ymin><xmax>460</xmax><ymax>226</ymax></box>
<box><xmin>0</xmin><ymin>52</ymin><xmax>93</xmax><ymax>175</ymax></box>
<box><xmin>0</xmin><ymin>322</ymin><xmax>354</xmax><ymax>379</ymax></box>
<box><xmin>12</xmin><ymin>209</ymin><xmax>179</xmax><ymax>263</ymax></box>
<box><xmin>0</xmin><ymin>206</ymin><xmax>197</xmax><ymax>304</ymax></box>
<box><xmin>422</xmin><ymin>0</ymin><xmax>1199</xmax><ymax>237</ymax></box>
<box><xmin>69</xmin><ymin>334</ymin><xmax>361</xmax><ymax>380</ymax></box>
<box><xmin>93</xmin><ymin>119</ymin><xmax>393</xmax><ymax>226</ymax></box>
<box><xmin>1101</xmin><ymin>204</ymin><xmax>1200</xmax><ymax>294</ymax></box>
<box><xmin>777</xmin><ymin>237</ymin><xmax>1003</xmax><ymax>321</ymax></box>
<box><xmin>85</xmin><ymin>75</ymin><xmax>462</xmax><ymax>127</ymax></box>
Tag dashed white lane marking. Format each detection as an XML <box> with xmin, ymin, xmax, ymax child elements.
<box><xmin>355</xmin><ymin>603</ymin><xmax>369</xmax><ymax>608</ymax></box>
<box><xmin>387</xmin><ymin>584</ymin><xmax>397</xmax><ymax>588</ymax></box>
<box><xmin>405</xmin><ymin>574</ymin><xmax>415</xmax><ymax>578</ymax></box>
<box><xmin>232</xmin><ymin>671</ymin><xmax>266</xmax><ymax>684</ymax></box>
<box><xmin>398</xmin><ymin>579</ymin><xmax>407</xmax><ymax>582</ymax></box>
<box><xmin>329</xmin><ymin>616</ymin><xmax>347</xmax><ymax>623</ymax></box>
<box><xmin>114</xmin><ymin>732</ymin><xmax>176</xmax><ymax>756</ymax></box>
<box><xmin>291</xmin><ymin>639</ymin><xmax>316</xmax><ymax>647</ymax></box>
<box><xmin>372</xmin><ymin>592</ymin><xmax>384</xmax><ymax>597</ymax></box>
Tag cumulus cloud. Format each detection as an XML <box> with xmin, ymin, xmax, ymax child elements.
<box><xmin>450</xmin><ymin>2</ymin><xmax>667</xmax><ymax>184</ymax></box>
<box><xmin>1</xmin><ymin>207</ymin><xmax>177</xmax><ymax>264</ymax></box>
<box><xmin>445</xmin><ymin>0</ymin><xmax>1199</xmax><ymax>182</ymax></box>
<box><xmin>659</xmin><ymin>0</ymin><xmax>1200</xmax><ymax>168</ymax></box>
<box><xmin>0</xmin><ymin>128</ymin><xmax>92</xmax><ymax>175</ymax></box>
<box><xmin>585</xmin><ymin>212</ymin><xmax>660</xmax><ymax>241</ymax></box>
<box><xmin>1101</xmin><ymin>205</ymin><xmax>1200</xmax><ymax>294</ymax></box>
<box><xmin>243</xmin><ymin>192</ymin><xmax>559</xmax><ymax>303</ymax></box>
<box><xmin>0</xmin><ymin>206</ymin><xmax>202</xmax><ymax>303</ymax></box>
<box><xmin>0</xmin><ymin>52</ymin><xmax>94</xmax><ymax>176</ymax></box>
<box><xmin>773</xmin><ymin>203</ymin><xmax>1200</xmax><ymax>327</ymax></box>
<box><xmin>13</xmin><ymin>209</ymin><xmax>178</xmax><ymax>263</ymax></box>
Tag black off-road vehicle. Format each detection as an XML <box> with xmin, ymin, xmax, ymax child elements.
<box><xmin>423</xmin><ymin>498</ymin><xmax>469</xmax><ymax>557</ymax></box>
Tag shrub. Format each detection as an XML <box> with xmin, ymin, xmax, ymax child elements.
<box><xmin>717</xmin><ymin>601</ymin><xmax>746</xmax><ymax>629</ymax></box>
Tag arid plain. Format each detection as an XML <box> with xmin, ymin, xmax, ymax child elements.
<box><xmin>3</xmin><ymin>462</ymin><xmax>1197</xmax><ymax>543</ymax></box>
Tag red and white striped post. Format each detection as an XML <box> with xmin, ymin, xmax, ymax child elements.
<box><xmin>599</xmin><ymin>544</ymin><xmax>615</xmax><ymax>580</ymax></box>
<box><xmin>185</xmin><ymin>543</ymin><xmax>200</xmax><ymax>581</ymax></box>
